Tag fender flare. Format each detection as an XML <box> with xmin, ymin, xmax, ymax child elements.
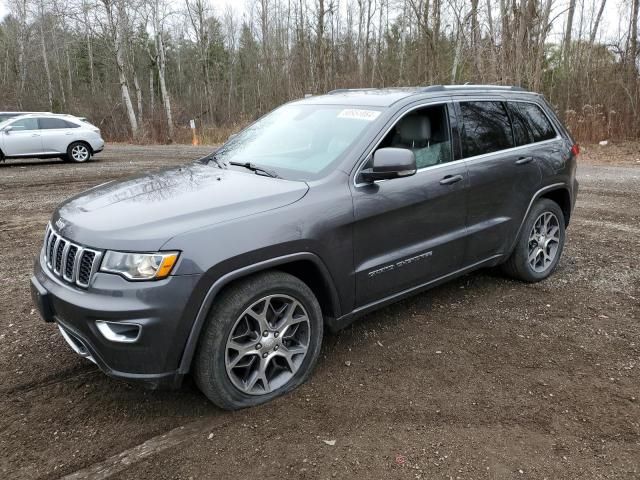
<box><xmin>177</xmin><ymin>252</ymin><xmax>340</xmax><ymax>374</ymax></box>
<box><xmin>508</xmin><ymin>182</ymin><xmax>570</xmax><ymax>254</ymax></box>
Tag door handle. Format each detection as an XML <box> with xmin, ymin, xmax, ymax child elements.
<box><xmin>31</xmin><ymin>133</ymin><xmax>40</xmax><ymax>137</ymax></box>
<box><xmin>65</xmin><ymin>132</ymin><xmax>73</xmax><ymax>135</ymax></box>
<box><xmin>515</xmin><ymin>156</ymin><xmax>534</xmax><ymax>165</ymax></box>
<box><xmin>439</xmin><ymin>174</ymin><xmax>464</xmax><ymax>185</ymax></box>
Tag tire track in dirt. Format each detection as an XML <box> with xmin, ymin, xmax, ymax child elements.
<box><xmin>574</xmin><ymin>218</ymin><xmax>640</xmax><ymax>235</ymax></box>
<box><xmin>58</xmin><ymin>419</ymin><xmax>229</xmax><ymax>480</ymax></box>
<box><xmin>0</xmin><ymin>364</ymin><xmax>98</xmax><ymax>397</ymax></box>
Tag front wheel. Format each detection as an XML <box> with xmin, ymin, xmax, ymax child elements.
<box><xmin>66</xmin><ymin>142</ymin><xmax>91</xmax><ymax>163</ymax></box>
<box><xmin>194</xmin><ymin>271</ymin><xmax>324</xmax><ymax>410</ymax></box>
<box><xmin>501</xmin><ymin>198</ymin><xmax>566</xmax><ymax>282</ymax></box>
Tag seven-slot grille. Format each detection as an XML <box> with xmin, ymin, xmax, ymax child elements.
<box><xmin>43</xmin><ymin>224</ymin><xmax>102</xmax><ymax>288</ymax></box>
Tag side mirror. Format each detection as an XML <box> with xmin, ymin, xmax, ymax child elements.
<box><xmin>3</xmin><ymin>126</ymin><xmax>13</xmax><ymax>134</ymax></box>
<box><xmin>360</xmin><ymin>147</ymin><xmax>417</xmax><ymax>183</ymax></box>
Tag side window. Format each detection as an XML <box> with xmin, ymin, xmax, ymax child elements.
<box><xmin>8</xmin><ymin>118</ymin><xmax>38</xmax><ymax>131</ymax></box>
<box><xmin>459</xmin><ymin>101</ymin><xmax>514</xmax><ymax>158</ymax></box>
<box><xmin>375</xmin><ymin>103</ymin><xmax>452</xmax><ymax>169</ymax></box>
<box><xmin>39</xmin><ymin>117</ymin><xmax>72</xmax><ymax>129</ymax></box>
<box><xmin>516</xmin><ymin>102</ymin><xmax>557</xmax><ymax>142</ymax></box>
<box><xmin>506</xmin><ymin>102</ymin><xmax>533</xmax><ymax>146</ymax></box>
<box><xmin>64</xmin><ymin>120</ymin><xmax>80</xmax><ymax>128</ymax></box>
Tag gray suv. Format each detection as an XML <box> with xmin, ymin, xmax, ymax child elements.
<box><xmin>31</xmin><ymin>85</ymin><xmax>579</xmax><ymax>409</ymax></box>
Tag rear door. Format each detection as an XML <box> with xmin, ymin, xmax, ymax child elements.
<box><xmin>350</xmin><ymin>101</ymin><xmax>469</xmax><ymax>307</ymax></box>
<box><xmin>38</xmin><ymin>117</ymin><xmax>77</xmax><ymax>154</ymax></box>
<box><xmin>453</xmin><ymin>99</ymin><xmax>542</xmax><ymax>265</ymax></box>
<box><xmin>1</xmin><ymin>117</ymin><xmax>42</xmax><ymax>156</ymax></box>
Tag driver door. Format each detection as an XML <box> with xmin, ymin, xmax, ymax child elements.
<box><xmin>2</xmin><ymin>117</ymin><xmax>42</xmax><ymax>156</ymax></box>
<box><xmin>350</xmin><ymin>102</ymin><xmax>469</xmax><ymax>307</ymax></box>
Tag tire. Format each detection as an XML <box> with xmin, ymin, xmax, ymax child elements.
<box><xmin>66</xmin><ymin>141</ymin><xmax>91</xmax><ymax>163</ymax></box>
<box><xmin>501</xmin><ymin>198</ymin><xmax>566</xmax><ymax>282</ymax></box>
<box><xmin>194</xmin><ymin>271</ymin><xmax>324</xmax><ymax>410</ymax></box>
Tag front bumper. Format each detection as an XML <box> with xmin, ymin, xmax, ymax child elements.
<box><xmin>31</xmin><ymin>254</ymin><xmax>201</xmax><ymax>389</ymax></box>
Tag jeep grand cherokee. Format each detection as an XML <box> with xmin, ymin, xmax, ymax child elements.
<box><xmin>31</xmin><ymin>85</ymin><xmax>579</xmax><ymax>410</ymax></box>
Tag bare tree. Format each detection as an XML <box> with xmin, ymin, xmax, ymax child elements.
<box><xmin>0</xmin><ymin>0</ymin><xmax>638</xmax><ymax>142</ymax></box>
<box><xmin>100</xmin><ymin>0</ymin><xmax>139</xmax><ymax>137</ymax></box>
<box><xmin>36</xmin><ymin>0</ymin><xmax>54</xmax><ymax>110</ymax></box>
<box><xmin>149</xmin><ymin>0</ymin><xmax>174</xmax><ymax>140</ymax></box>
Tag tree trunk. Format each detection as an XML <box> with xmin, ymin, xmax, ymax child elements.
<box><xmin>631</xmin><ymin>0</ymin><xmax>639</xmax><ymax>73</ymax></box>
<box><xmin>105</xmin><ymin>0</ymin><xmax>138</xmax><ymax>138</ymax></box>
<box><xmin>83</xmin><ymin>1</ymin><xmax>95</xmax><ymax>94</ymax></box>
<box><xmin>471</xmin><ymin>0</ymin><xmax>480</xmax><ymax>78</ymax></box>
<box><xmin>316</xmin><ymin>0</ymin><xmax>326</xmax><ymax>91</ymax></box>
<box><xmin>154</xmin><ymin>0</ymin><xmax>174</xmax><ymax>141</ymax></box>
<box><xmin>563</xmin><ymin>0</ymin><xmax>576</xmax><ymax>62</ymax></box>
<box><xmin>533</xmin><ymin>0</ymin><xmax>552</xmax><ymax>91</ymax></box>
<box><xmin>16</xmin><ymin>0</ymin><xmax>28</xmax><ymax>108</ymax></box>
<box><xmin>38</xmin><ymin>6</ymin><xmax>54</xmax><ymax>111</ymax></box>
<box><xmin>149</xmin><ymin>67</ymin><xmax>155</xmax><ymax>117</ymax></box>
<box><xmin>589</xmin><ymin>0</ymin><xmax>607</xmax><ymax>45</ymax></box>
<box><xmin>133</xmin><ymin>71</ymin><xmax>143</xmax><ymax>125</ymax></box>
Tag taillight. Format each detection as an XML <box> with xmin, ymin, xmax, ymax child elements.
<box><xmin>571</xmin><ymin>144</ymin><xmax>580</xmax><ymax>156</ymax></box>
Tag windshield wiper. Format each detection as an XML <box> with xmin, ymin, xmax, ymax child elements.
<box><xmin>202</xmin><ymin>151</ymin><xmax>229</xmax><ymax>169</ymax></box>
<box><xmin>229</xmin><ymin>161</ymin><xmax>280</xmax><ymax>178</ymax></box>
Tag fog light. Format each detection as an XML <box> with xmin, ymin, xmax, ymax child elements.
<box><xmin>95</xmin><ymin>320</ymin><xmax>141</xmax><ymax>343</ymax></box>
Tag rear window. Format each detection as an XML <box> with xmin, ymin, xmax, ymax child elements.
<box><xmin>39</xmin><ymin>117</ymin><xmax>78</xmax><ymax>129</ymax></box>
<box><xmin>459</xmin><ymin>101</ymin><xmax>514</xmax><ymax>158</ymax></box>
<box><xmin>514</xmin><ymin>102</ymin><xmax>557</xmax><ymax>143</ymax></box>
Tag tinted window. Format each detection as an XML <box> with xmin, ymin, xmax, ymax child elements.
<box><xmin>459</xmin><ymin>101</ymin><xmax>514</xmax><ymax>158</ymax></box>
<box><xmin>375</xmin><ymin>103</ymin><xmax>452</xmax><ymax>169</ymax></box>
<box><xmin>39</xmin><ymin>117</ymin><xmax>74</xmax><ymax>129</ymax></box>
<box><xmin>9</xmin><ymin>118</ymin><xmax>38</xmax><ymax>131</ymax></box>
<box><xmin>516</xmin><ymin>102</ymin><xmax>556</xmax><ymax>142</ymax></box>
<box><xmin>506</xmin><ymin>102</ymin><xmax>533</xmax><ymax>146</ymax></box>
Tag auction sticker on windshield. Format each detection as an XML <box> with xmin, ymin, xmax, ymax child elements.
<box><xmin>337</xmin><ymin>109</ymin><xmax>381</xmax><ymax>121</ymax></box>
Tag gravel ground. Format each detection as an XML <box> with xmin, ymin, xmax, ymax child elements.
<box><xmin>0</xmin><ymin>144</ymin><xmax>638</xmax><ymax>480</ymax></box>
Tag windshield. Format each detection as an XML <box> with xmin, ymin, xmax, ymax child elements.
<box><xmin>0</xmin><ymin>114</ymin><xmax>19</xmax><ymax>123</ymax></box>
<box><xmin>212</xmin><ymin>104</ymin><xmax>383</xmax><ymax>180</ymax></box>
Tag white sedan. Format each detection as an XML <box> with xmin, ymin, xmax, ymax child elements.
<box><xmin>0</xmin><ymin>114</ymin><xmax>104</xmax><ymax>163</ymax></box>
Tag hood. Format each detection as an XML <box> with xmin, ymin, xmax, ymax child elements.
<box><xmin>53</xmin><ymin>162</ymin><xmax>309</xmax><ymax>250</ymax></box>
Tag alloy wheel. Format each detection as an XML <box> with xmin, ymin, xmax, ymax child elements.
<box><xmin>528</xmin><ymin>211</ymin><xmax>560</xmax><ymax>273</ymax></box>
<box><xmin>225</xmin><ymin>294</ymin><xmax>311</xmax><ymax>395</ymax></box>
<box><xmin>71</xmin><ymin>144</ymin><xmax>89</xmax><ymax>162</ymax></box>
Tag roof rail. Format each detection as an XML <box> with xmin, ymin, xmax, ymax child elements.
<box><xmin>327</xmin><ymin>88</ymin><xmax>381</xmax><ymax>94</ymax></box>
<box><xmin>421</xmin><ymin>84</ymin><xmax>527</xmax><ymax>92</ymax></box>
<box><xmin>421</xmin><ymin>85</ymin><xmax>445</xmax><ymax>92</ymax></box>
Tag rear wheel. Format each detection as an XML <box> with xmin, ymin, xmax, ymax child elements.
<box><xmin>66</xmin><ymin>142</ymin><xmax>91</xmax><ymax>163</ymax></box>
<box><xmin>501</xmin><ymin>198</ymin><xmax>566</xmax><ymax>282</ymax></box>
<box><xmin>194</xmin><ymin>271</ymin><xmax>323</xmax><ymax>410</ymax></box>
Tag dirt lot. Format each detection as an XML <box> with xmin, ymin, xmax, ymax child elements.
<box><xmin>0</xmin><ymin>144</ymin><xmax>638</xmax><ymax>479</ymax></box>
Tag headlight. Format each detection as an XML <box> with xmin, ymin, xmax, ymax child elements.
<box><xmin>100</xmin><ymin>251</ymin><xmax>179</xmax><ymax>280</ymax></box>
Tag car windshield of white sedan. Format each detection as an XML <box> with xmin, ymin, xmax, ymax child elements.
<box><xmin>215</xmin><ymin>105</ymin><xmax>382</xmax><ymax>178</ymax></box>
